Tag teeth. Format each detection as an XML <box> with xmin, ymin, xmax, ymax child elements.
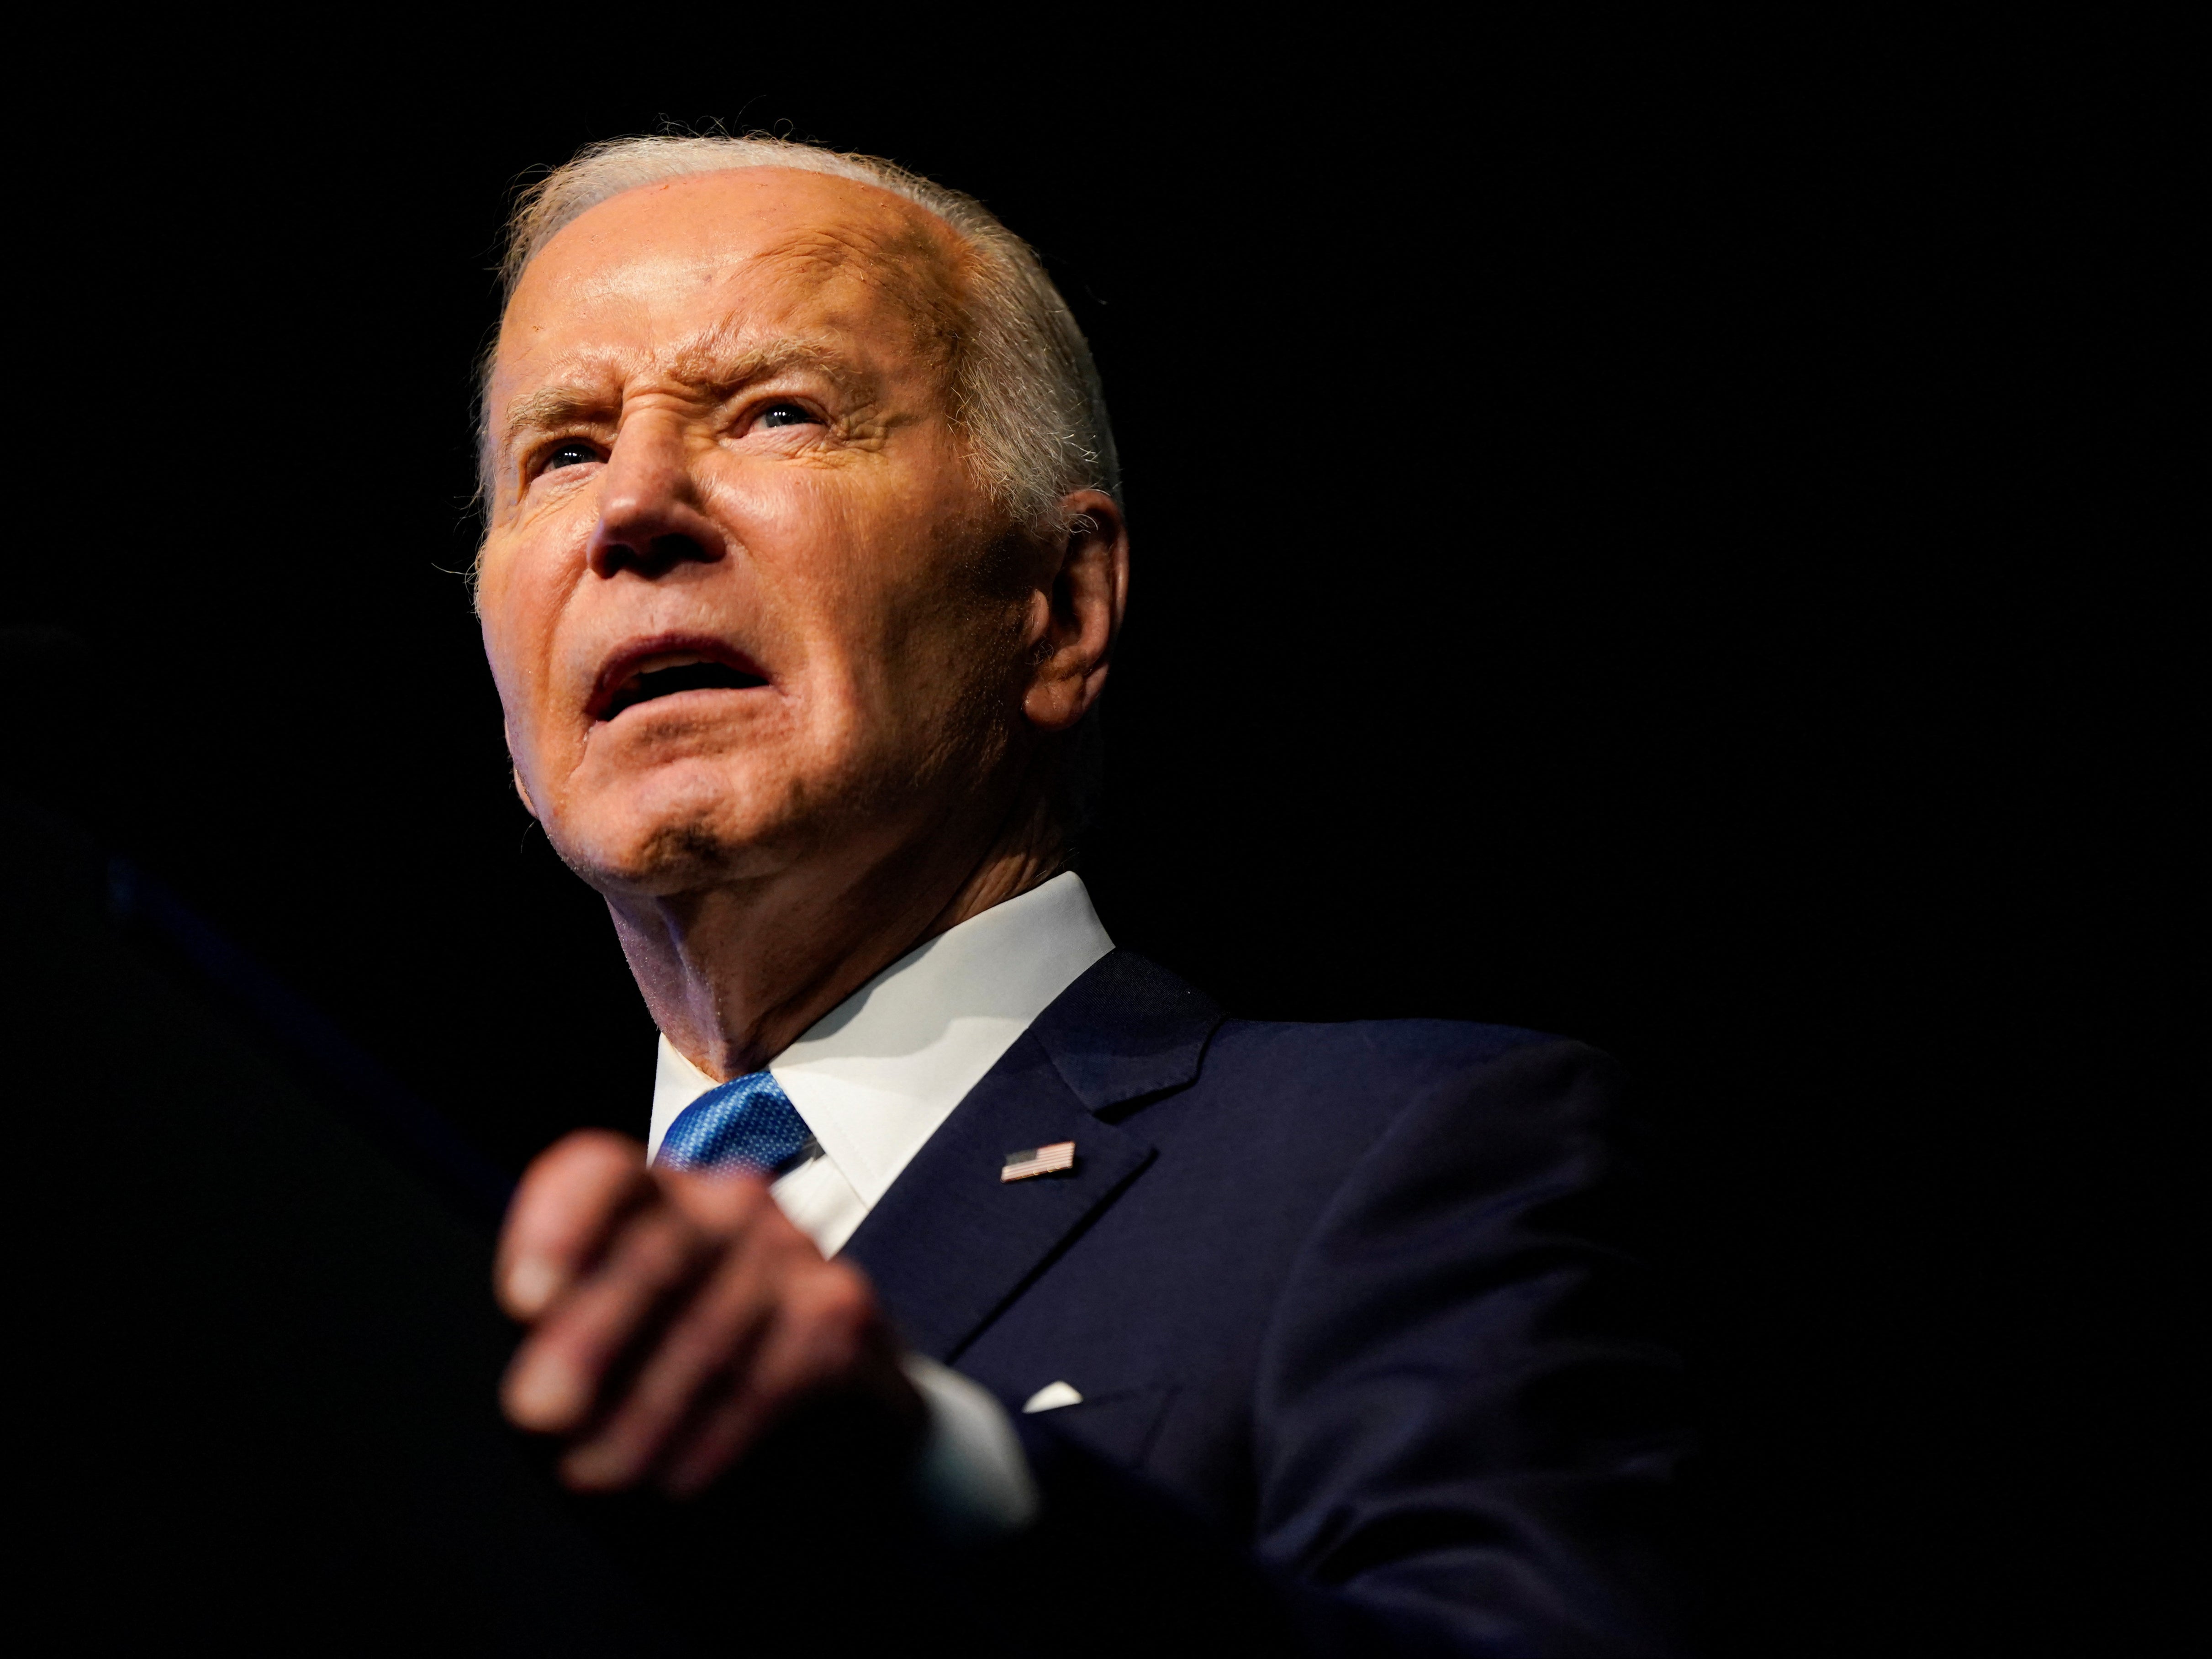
<box><xmin>638</xmin><ymin>653</ymin><xmax>710</xmax><ymax>674</ymax></box>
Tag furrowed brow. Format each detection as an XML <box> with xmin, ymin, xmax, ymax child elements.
<box><xmin>659</xmin><ymin>332</ymin><xmax>864</xmax><ymax>401</ymax></box>
<box><xmin>498</xmin><ymin>336</ymin><xmax>867</xmax><ymax>453</ymax></box>
<box><xmin>500</xmin><ymin>386</ymin><xmax>609</xmax><ymax>450</ymax></box>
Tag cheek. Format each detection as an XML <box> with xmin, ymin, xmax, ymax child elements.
<box><xmin>859</xmin><ymin>590</ymin><xmax>1031</xmax><ymax>768</ymax></box>
<box><xmin>702</xmin><ymin>453</ymin><xmax>1017</xmax><ymax>750</ymax></box>
<box><xmin>729</xmin><ymin>483</ymin><xmax>917</xmax><ymax>695</ymax></box>
<box><xmin>475</xmin><ymin>545</ymin><xmax>567</xmax><ymax>742</ymax></box>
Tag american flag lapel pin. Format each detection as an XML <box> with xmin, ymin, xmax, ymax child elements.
<box><xmin>1002</xmin><ymin>1140</ymin><xmax>1077</xmax><ymax>1182</ymax></box>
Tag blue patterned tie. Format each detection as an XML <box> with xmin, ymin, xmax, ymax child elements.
<box><xmin>655</xmin><ymin>1069</ymin><xmax>815</xmax><ymax>1177</ymax></box>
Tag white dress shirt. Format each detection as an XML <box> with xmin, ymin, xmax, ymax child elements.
<box><xmin>646</xmin><ymin>871</ymin><xmax>1116</xmax><ymax>1536</ymax></box>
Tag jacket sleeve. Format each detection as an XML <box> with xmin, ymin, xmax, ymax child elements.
<box><xmin>993</xmin><ymin>1038</ymin><xmax>1691</xmax><ymax>1658</ymax></box>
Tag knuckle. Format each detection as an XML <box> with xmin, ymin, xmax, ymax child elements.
<box><xmin>512</xmin><ymin>1135</ymin><xmax>647</xmax><ymax>1235</ymax></box>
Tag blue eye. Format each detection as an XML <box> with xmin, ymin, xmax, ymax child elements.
<box><xmin>544</xmin><ymin>441</ymin><xmax>599</xmax><ymax>471</ymax></box>
<box><xmin>760</xmin><ymin>402</ymin><xmax>818</xmax><ymax>429</ymax></box>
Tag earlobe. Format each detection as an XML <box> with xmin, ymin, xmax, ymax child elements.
<box><xmin>1022</xmin><ymin>669</ymin><xmax>1091</xmax><ymax>732</ymax></box>
<box><xmin>1021</xmin><ymin>489</ymin><xmax>1128</xmax><ymax>734</ymax></box>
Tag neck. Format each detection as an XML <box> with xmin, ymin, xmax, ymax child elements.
<box><xmin>606</xmin><ymin>764</ymin><xmax>1068</xmax><ymax>1082</ymax></box>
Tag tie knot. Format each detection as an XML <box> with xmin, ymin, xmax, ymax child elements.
<box><xmin>655</xmin><ymin>1069</ymin><xmax>814</xmax><ymax>1177</ymax></box>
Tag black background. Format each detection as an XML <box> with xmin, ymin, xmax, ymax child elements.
<box><xmin>7</xmin><ymin>29</ymin><xmax>2188</xmax><ymax>1656</ymax></box>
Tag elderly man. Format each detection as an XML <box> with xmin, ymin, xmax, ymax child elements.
<box><xmin>475</xmin><ymin>135</ymin><xmax>1685</xmax><ymax>1656</ymax></box>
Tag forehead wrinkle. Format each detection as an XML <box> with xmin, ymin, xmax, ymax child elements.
<box><xmin>750</xmin><ymin>214</ymin><xmax>966</xmax><ymax>369</ymax></box>
<box><xmin>656</xmin><ymin>319</ymin><xmax>857</xmax><ymax>400</ymax></box>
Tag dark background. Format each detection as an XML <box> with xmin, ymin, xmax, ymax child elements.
<box><xmin>7</xmin><ymin>32</ymin><xmax>2188</xmax><ymax>1656</ymax></box>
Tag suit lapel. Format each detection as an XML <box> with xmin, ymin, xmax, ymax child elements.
<box><xmin>839</xmin><ymin>950</ymin><xmax>1222</xmax><ymax>1363</ymax></box>
<box><xmin>840</xmin><ymin>1032</ymin><xmax>1149</xmax><ymax>1362</ymax></box>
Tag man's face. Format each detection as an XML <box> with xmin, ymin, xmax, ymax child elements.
<box><xmin>476</xmin><ymin>169</ymin><xmax>1034</xmax><ymax>898</ymax></box>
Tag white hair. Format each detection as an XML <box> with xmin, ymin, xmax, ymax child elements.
<box><xmin>480</xmin><ymin>133</ymin><xmax>1119</xmax><ymax>538</ymax></box>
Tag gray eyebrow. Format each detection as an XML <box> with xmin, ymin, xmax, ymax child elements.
<box><xmin>499</xmin><ymin>385</ymin><xmax>607</xmax><ymax>448</ymax></box>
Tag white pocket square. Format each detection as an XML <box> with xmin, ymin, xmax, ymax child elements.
<box><xmin>1021</xmin><ymin>1380</ymin><xmax>1083</xmax><ymax>1413</ymax></box>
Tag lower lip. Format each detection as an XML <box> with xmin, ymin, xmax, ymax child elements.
<box><xmin>597</xmin><ymin>684</ymin><xmax>772</xmax><ymax>726</ymax></box>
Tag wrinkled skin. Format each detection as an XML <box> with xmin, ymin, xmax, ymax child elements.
<box><xmin>474</xmin><ymin>167</ymin><xmax>1125</xmax><ymax>1494</ymax></box>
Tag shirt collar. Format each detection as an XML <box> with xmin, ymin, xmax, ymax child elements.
<box><xmin>648</xmin><ymin>872</ymin><xmax>1114</xmax><ymax>1203</ymax></box>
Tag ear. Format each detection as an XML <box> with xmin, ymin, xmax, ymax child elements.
<box><xmin>1021</xmin><ymin>490</ymin><xmax>1129</xmax><ymax>733</ymax></box>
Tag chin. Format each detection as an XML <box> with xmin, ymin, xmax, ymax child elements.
<box><xmin>547</xmin><ymin>763</ymin><xmax>808</xmax><ymax>895</ymax></box>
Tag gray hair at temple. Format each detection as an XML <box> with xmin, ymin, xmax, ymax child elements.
<box><xmin>476</xmin><ymin>134</ymin><xmax>1120</xmax><ymax>542</ymax></box>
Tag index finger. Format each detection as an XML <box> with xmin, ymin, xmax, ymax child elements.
<box><xmin>497</xmin><ymin>1129</ymin><xmax>654</xmax><ymax>1320</ymax></box>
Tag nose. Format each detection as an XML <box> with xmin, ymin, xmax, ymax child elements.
<box><xmin>585</xmin><ymin>415</ymin><xmax>726</xmax><ymax>579</ymax></box>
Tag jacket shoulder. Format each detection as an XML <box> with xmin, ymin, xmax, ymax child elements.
<box><xmin>1202</xmin><ymin>1013</ymin><xmax>1582</xmax><ymax>1097</ymax></box>
<box><xmin>1040</xmin><ymin>952</ymin><xmax>1615</xmax><ymax>1143</ymax></box>
<box><xmin>1111</xmin><ymin>1014</ymin><xmax>1623</xmax><ymax>1194</ymax></box>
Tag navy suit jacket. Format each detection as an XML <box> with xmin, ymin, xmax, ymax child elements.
<box><xmin>829</xmin><ymin>948</ymin><xmax>1688</xmax><ymax>1658</ymax></box>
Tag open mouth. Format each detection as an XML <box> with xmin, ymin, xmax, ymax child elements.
<box><xmin>599</xmin><ymin>653</ymin><xmax>769</xmax><ymax>721</ymax></box>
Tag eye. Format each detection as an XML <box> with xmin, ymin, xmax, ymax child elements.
<box><xmin>756</xmin><ymin>401</ymin><xmax>822</xmax><ymax>431</ymax></box>
<box><xmin>542</xmin><ymin>440</ymin><xmax>601</xmax><ymax>472</ymax></box>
